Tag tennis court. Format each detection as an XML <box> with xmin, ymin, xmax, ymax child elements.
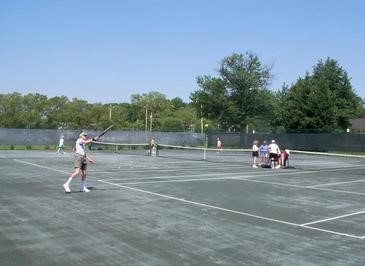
<box><xmin>1</xmin><ymin>148</ymin><xmax>365</xmax><ymax>265</ymax></box>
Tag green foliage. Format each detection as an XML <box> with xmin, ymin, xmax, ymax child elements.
<box><xmin>280</xmin><ymin>58</ymin><xmax>365</xmax><ymax>132</ymax></box>
<box><xmin>160</xmin><ymin>117</ymin><xmax>184</xmax><ymax>132</ymax></box>
<box><xmin>191</xmin><ymin>52</ymin><xmax>275</xmax><ymax>131</ymax></box>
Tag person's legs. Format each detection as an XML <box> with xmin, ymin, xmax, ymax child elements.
<box><xmin>80</xmin><ymin>168</ymin><xmax>90</xmax><ymax>192</ymax></box>
<box><xmin>63</xmin><ymin>168</ymin><xmax>80</xmax><ymax>192</ymax></box>
<box><xmin>252</xmin><ymin>155</ymin><xmax>258</xmax><ymax>168</ymax></box>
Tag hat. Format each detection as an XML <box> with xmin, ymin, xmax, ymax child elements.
<box><xmin>79</xmin><ymin>131</ymin><xmax>87</xmax><ymax>137</ymax></box>
<box><xmin>271</xmin><ymin>140</ymin><xmax>275</xmax><ymax>143</ymax></box>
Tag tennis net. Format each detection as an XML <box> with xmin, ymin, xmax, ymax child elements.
<box><xmin>90</xmin><ymin>141</ymin><xmax>151</xmax><ymax>156</ymax></box>
<box><xmin>90</xmin><ymin>141</ymin><xmax>365</xmax><ymax>169</ymax></box>
<box><xmin>157</xmin><ymin>144</ymin><xmax>251</xmax><ymax>164</ymax></box>
<box><xmin>90</xmin><ymin>141</ymin><xmax>251</xmax><ymax>163</ymax></box>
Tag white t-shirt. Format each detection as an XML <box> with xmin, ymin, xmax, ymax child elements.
<box><xmin>268</xmin><ymin>143</ymin><xmax>280</xmax><ymax>154</ymax></box>
<box><xmin>252</xmin><ymin>144</ymin><xmax>259</xmax><ymax>152</ymax></box>
<box><xmin>216</xmin><ymin>140</ymin><xmax>222</xmax><ymax>148</ymax></box>
<box><xmin>75</xmin><ymin>138</ymin><xmax>85</xmax><ymax>155</ymax></box>
<box><xmin>59</xmin><ymin>138</ymin><xmax>64</xmax><ymax>145</ymax></box>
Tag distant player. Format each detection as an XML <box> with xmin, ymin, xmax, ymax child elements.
<box><xmin>149</xmin><ymin>137</ymin><xmax>157</xmax><ymax>156</ymax></box>
<box><xmin>63</xmin><ymin>131</ymin><xmax>99</xmax><ymax>193</ymax></box>
<box><xmin>252</xmin><ymin>140</ymin><xmax>259</xmax><ymax>168</ymax></box>
<box><xmin>259</xmin><ymin>140</ymin><xmax>268</xmax><ymax>166</ymax></box>
<box><xmin>216</xmin><ymin>137</ymin><xmax>222</xmax><ymax>154</ymax></box>
<box><xmin>268</xmin><ymin>140</ymin><xmax>281</xmax><ymax>169</ymax></box>
<box><xmin>56</xmin><ymin>135</ymin><xmax>65</xmax><ymax>154</ymax></box>
<box><xmin>281</xmin><ymin>148</ymin><xmax>290</xmax><ymax>167</ymax></box>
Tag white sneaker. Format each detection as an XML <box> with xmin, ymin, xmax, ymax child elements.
<box><xmin>252</xmin><ymin>165</ymin><xmax>258</xmax><ymax>168</ymax></box>
<box><xmin>81</xmin><ymin>186</ymin><xmax>90</xmax><ymax>192</ymax></box>
<box><xmin>63</xmin><ymin>183</ymin><xmax>71</xmax><ymax>193</ymax></box>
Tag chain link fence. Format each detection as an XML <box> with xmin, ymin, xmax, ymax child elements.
<box><xmin>208</xmin><ymin>132</ymin><xmax>365</xmax><ymax>152</ymax></box>
<box><xmin>0</xmin><ymin>128</ymin><xmax>205</xmax><ymax>147</ymax></box>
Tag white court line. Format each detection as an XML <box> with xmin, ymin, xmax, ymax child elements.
<box><xmin>14</xmin><ymin>159</ymin><xmax>69</xmax><ymax>174</ymax></box>
<box><xmin>301</xmin><ymin>210</ymin><xmax>365</xmax><ymax>226</ymax></box>
<box><xmin>232</xmin><ymin>177</ymin><xmax>309</xmax><ymax>189</ymax></box>
<box><xmin>98</xmin><ymin>179</ymin><xmax>364</xmax><ymax>239</ymax></box>
<box><xmin>103</xmin><ymin>168</ymin><xmax>308</xmax><ymax>182</ymax></box>
<box><xmin>233</xmin><ymin>176</ymin><xmax>365</xmax><ymax>196</ymax></box>
<box><xmin>308</xmin><ymin>178</ymin><xmax>365</xmax><ymax>188</ymax></box>
<box><xmin>315</xmin><ymin>166</ymin><xmax>365</xmax><ymax>172</ymax></box>
<box><xmin>104</xmin><ymin>172</ymin><xmax>246</xmax><ymax>182</ymax></box>
<box><xmin>310</xmin><ymin>187</ymin><xmax>365</xmax><ymax>196</ymax></box>
<box><xmin>120</xmin><ymin>176</ymin><xmax>237</xmax><ymax>185</ymax></box>
<box><xmin>89</xmin><ymin>164</ymin><xmax>245</xmax><ymax>174</ymax></box>
<box><xmin>113</xmin><ymin>172</ymin><xmax>315</xmax><ymax>186</ymax></box>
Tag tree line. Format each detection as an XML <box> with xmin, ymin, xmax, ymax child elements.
<box><xmin>1</xmin><ymin>52</ymin><xmax>364</xmax><ymax>133</ymax></box>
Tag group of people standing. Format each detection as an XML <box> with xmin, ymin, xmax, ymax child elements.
<box><xmin>216</xmin><ymin>137</ymin><xmax>290</xmax><ymax>169</ymax></box>
<box><xmin>252</xmin><ymin>139</ymin><xmax>289</xmax><ymax>169</ymax></box>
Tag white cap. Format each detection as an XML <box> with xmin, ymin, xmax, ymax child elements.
<box><xmin>79</xmin><ymin>131</ymin><xmax>87</xmax><ymax>137</ymax></box>
<box><xmin>271</xmin><ymin>140</ymin><xmax>275</xmax><ymax>143</ymax></box>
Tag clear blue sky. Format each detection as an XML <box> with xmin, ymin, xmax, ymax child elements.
<box><xmin>1</xmin><ymin>0</ymin><xmax>364</xmax><ymax>103</ymax></box>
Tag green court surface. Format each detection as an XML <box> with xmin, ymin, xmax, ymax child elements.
<box><xmin>1</xmin><ymin>150</ymin><xmax>365</xmax><ymax>265</ymax></box>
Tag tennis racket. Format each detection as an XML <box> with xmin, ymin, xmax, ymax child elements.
<box><xmin>94</xmin><ymin>125</ymin><xmax>113</xmax><ymax>140</ymax></box>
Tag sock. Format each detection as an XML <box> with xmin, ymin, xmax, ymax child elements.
<box><xmin>65</xmin><ymin>177</ymin><xmax>72</xmax><ymax>186</ymax></box>
<box><xmin>80</xmin><ymin>180</ymin><xmax>85</xmax><ymax>190</ymax></box>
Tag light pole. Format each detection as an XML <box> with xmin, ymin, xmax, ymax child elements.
<box><xmin>200</xmin><ymin>104</ymin><xmax>203</xmax><ymax>134</ymax></box>
<box><xmin>144</xmin><ymin>105</ymin><xmax>148</xmax><ymax>132</ymax></box>
<box><xmin>149</xmin><ymin>112</ymin><xmax>153</xmax><ymax>132</ymax></box>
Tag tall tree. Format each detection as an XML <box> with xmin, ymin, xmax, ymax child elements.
<box><xmin>191</xmin><ymin>52</ymin><xmax>273</xmax><ymax>131</ymax></box>
<box><xmin>281</xmin><ymin>58</ymin><xmax>365</xmax><ymax>132</ymax></box>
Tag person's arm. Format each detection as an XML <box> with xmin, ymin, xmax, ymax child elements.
<box><xmin>85</xmin><ymin>154</ymin><xmax>95</xmax><ymax>164</ymax></box>
<box><xmin>83</xmin><ymin>136</ymin><xmax>99</xmax><ymax>145</ymax></box>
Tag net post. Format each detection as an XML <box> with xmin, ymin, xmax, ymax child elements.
<box><xmin>203</xmin><ymin>148</ymin><xmax>206</xmax><ymax>160</ymax></box>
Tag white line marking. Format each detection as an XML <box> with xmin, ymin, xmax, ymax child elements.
<box><xmin>97</xmin><ymin>180</ymin><xmax>302</xmax><ymax>227</ymax></box>
<box><xmin>98</xmin><ymin>179</ymin><xmax>364</xmax><ymax>239</ymax></box>
<box><xmin>14</xmin><ymin>159</ymin><xmax>69</xmax><ymax>174</ymax></box>
<box><xmin>301</xmin><ymin>210</ymin><xmax>365</xmax><ymax>226</ymax></box>
<box><xmin>90</xmin><ymin>164</ymin><xmax>245</xmax><ymax>173</ymax></box>
<box><xmin>103</xmin><ymin>169</ymin><xmax>308</xmax><ymax>182</ymax></box>
<box><xmin>232</xmin><ymin>177</ymin><xmax>308</xmax><ymax>188</ymax></box>
<box><xmin>316</xmin><ymin>166</ymin><xmax>365</xmax><ymax>172</ymax></box>
<box><xmin>119</xmin><ymin>176</ymin><xmax>236</xmax><ymax>185</ymax></box>
<box><xmin>310</xmin><ymin>187</ymin><xmax>365</xmax><ymax>196</ymax></box>
<box><xmin>233</xmin><ymin>176</ymin><xmax>365</xmax><ymax>196</ymax></box>
<box><xmin>301</xmin><ymin>225</ymin><xmax>363</xmax><ymax>239</ymax></box>
<box><xmin>308</xmin><ymin>179</ymin><xmax>365</xmax><ymax>188</ymax></box>
<box><xmin>103</xmin><ymin>172</ymin><xmax>249</xmax><ymax>182</ymax></box>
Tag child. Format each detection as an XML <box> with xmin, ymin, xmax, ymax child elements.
<box><xmin>149</xmin><ymin>137</ymin><xmax>157</xmax><ymax>156</ymax></box>
<box><xmin>216</xmin><ymin>137</ymin><xmax>222</xmax><ymax>154</ymax></box>
<box><xmin>56</xmin><ymin>136</ymin><xmax>65</xmax><ymax>154</ymax></box>
<box><xmin>252</xmin><ymin>140</ymin><xmax>259</xmax><ymax>168</ymax></box>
